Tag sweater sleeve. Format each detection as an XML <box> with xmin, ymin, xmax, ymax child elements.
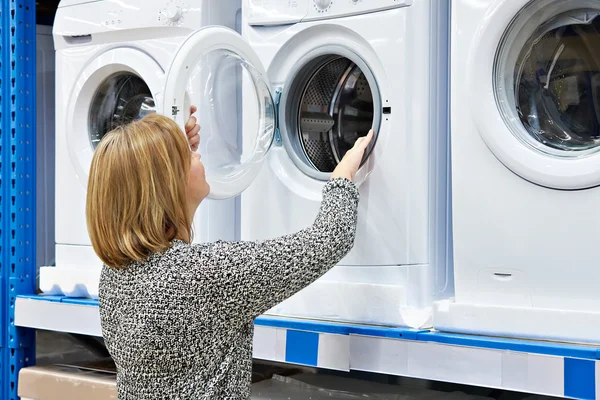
<box><xmin>195</xmin><ymin>177</ymin><xmax>359</xmax><ymax>322</ymax></box>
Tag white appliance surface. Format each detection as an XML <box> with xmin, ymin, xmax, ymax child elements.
<box><xmin>434</xmin><ymin>0</ymin><xmax>600</xmax><ymax>343</ymax></box>
<box><xmin>47</xmin><ymin>0</ymin><xmax>453</xmax><ymax>330</ymax></box>
<box><xmin>43</xmin><ymin>0</ymin><xmax>241</xmax><ymax>298</ymax></box>
<box><xmin>233</xmin><ymin>0</ymin><xmax>452</xmax><ymax>327</ymax></box>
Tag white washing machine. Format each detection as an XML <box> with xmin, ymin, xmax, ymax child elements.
<box><xmin>199</xmin><ymin>0</ymin><xmax>449</xmax><ymax>327</ymax></box>
<box><xmin>41</xmin><ymin>0</ymin><xmax>241</xmax><ymax>298</ymax></box>
<box><xmin>434</xmin><ymin>0</ymin><xmax>600</xmax><ymax>343</ymax></box>
<box><xmin>236</xmin><ymin>0</ymin><xmax>452</xmax><ymax>327</ymax></box>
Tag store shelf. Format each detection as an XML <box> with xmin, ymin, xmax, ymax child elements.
<box><xmin>15</xmin><ymin>294</ymin><xmax>600</xmax><ymax>399</ymax></box>
<box><xmin>15</xmin><ymin>295</ymin><xmax>102</xmax><ymax>336</ymax></box>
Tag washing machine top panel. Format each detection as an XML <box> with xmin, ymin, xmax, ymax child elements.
<box><xmin>58</xmin><ymin>0</ymin><xmax>99</xmax><ymax>7</ymax></box>
<box><xmin>54</xmin><ymin>0</ymin><xmax>238</xmax><ymax>42</ymax></box>
<box><xmin>246</xmin><ymin>0</ymin><xmax>412</xmax><ymax>26</ymax></box>
<box><xmin>58</xmin><ymin>0</ymin><xmax>190</xmax><ymax>8</ymax></box>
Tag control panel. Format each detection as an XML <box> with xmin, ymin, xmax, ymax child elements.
<box><xmin>106</xmin><ymin>0</ymin><xmax>191</xmax><ymax>28</ymax></box>
<box><xmin>247</xmin><ymin>0</ymin><xmax>412</xmax><ymax>26</ymax></box>
<box><xmin>304</xmin><ymin>0</ymin><xmax>412</xmax><ymax>21</ymax></box>
<box><xmin>53</xmin><ymin>0</ymin><xmax>202</xmax><ymax>39</ymax></box>
<box><xmin>246</xmin><ymin>0</ymin><xmax>309</xmax><ymax>26</ymax></box>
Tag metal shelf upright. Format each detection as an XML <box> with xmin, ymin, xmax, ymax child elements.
<box><xmin>1</xmin><ymin>0</ymin><xmax>37</xmax><ymax>398</ymax></box>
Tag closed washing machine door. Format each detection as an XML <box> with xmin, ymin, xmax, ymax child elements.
<box><xmin>471</xmin><ymin>0</ymin><xmax>600</xmax><ymax>190</ymax></box>
<box><xmin>163</xmin><ymin>26</ymin><xmax>276</xmax><ymax>200</ymax></box>
<box><xmin>67</xmin><ymin>48</ymin><xmax>162</xmax><ymax>186</ymax></box>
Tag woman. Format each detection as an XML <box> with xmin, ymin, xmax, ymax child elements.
<box><xmin>87</xmin><ymin>107</ymin><xmax>373</xmax><ymax>399</ymax></box>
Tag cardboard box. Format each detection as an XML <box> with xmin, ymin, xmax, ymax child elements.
<box><xmin>17</xmin><ymin>359</ymin><xmax>296</xmax><ymax>399</ymax></box>
<box><xmin>18</xmin><ymin>361</ymin><xmax>116</xmax><ymax>400</ymax></box>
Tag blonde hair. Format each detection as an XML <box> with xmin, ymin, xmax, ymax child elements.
<box><xmin>86</xmin><ymin>113</ymin><xmax>192</xmax><ymax>268</ymax></box>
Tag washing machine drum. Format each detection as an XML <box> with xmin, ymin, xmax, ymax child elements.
<box><xmin>88</xmin><ymin>73</ymin><xmax>156</xmax><ymax>149</ymax></box>
<box><xmin>290</xmin><ymin>56</ymin><xmax>376</xmax><ymax>174</ymax></box>
<box><xmin>513</xmin><ymin>11</ymin><xmax>600</xmax><ymax>153</ymax></box>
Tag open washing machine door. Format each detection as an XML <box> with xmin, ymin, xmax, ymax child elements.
<box><xmin>163</xmin><ymin>26</ymin><xmax>276</xmax><ymax>200</ymax></box>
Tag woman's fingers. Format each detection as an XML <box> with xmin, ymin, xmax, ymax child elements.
<box><xmin>185</xmin><ymin>116</ymin><xmax>198</xmax><ymax>134</ymax></box>
<box><xmin>186</xmin><ymin>105</ymin><xmax>201</xmax><ymax>150</ymax></box>
<box><xmin>187</xmin><ymin>123</ymin><xmax>200</xmax><ymax>139</ymax></box>
<box><xmin>359</xmin><ymin>129</ymin><xmax>374</xmax><ymax>149</ymax></box>
<box><xmin>349</xmin><ymin>130</ymin><xmax>374</xmax><ymax>157</ymax></box>
<box><xmin>353</xmin><ymin>129</ymin><xmax>374</xmax><ymax>150</ymax></box>
<box><xmin>189</xmin><ymin>134</ymin><xmax>200</xmax><ymax>151</ymax></box>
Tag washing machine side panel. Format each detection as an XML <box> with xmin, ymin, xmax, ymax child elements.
<box><xmin>450</xmin><ymin>0</ymin><xmax>600</xmax><ymax>313</ymax></box>
<box><xmin>449</xmin><ymin>0</ymin><xmax>494</xmax><ymax>306</ymax></box>
<box><xmin>55</xmin><ymin>48</ymin><xmax>93</xmax><ymax>251</ymax></box>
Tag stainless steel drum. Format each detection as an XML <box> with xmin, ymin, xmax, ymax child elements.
<box><xmin>286</xmin><ymin>55</ymin><xmax>377</xmax><ymax>176</ymax></box>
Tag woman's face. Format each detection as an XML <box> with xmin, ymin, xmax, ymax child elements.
<box><xmin>187</xmin><ymin>151</ymin><xmax>210</xmax><ymax>210</ymax></box>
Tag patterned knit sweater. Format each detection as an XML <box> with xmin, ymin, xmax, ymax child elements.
<box><xmin>98</xmin><ymin>178</ymin><xmax>360</xmax><ymax>399</ymax></box>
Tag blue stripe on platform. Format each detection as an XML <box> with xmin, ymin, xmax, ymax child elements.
<box><xmin>418</xmin><ymin>331</ymin><xmax>600</xmax><ymax>360</ymax></box>
<box><xmin>285</xmin><ymin>330</ymin><xmax>319</xmax><ymax>366</ymax></box>
<box><xmin>254</xmin><ymin>315</ymin><xmax>425</xmax><ymax>339</ymax></box>
<box><xmin>564</xmin><ymin>358</ymin><xmax>596</xmax><ymax>399</ymax></box>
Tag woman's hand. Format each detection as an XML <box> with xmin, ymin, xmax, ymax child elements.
<box><xmin>331</xmin><ymin>129</ymin><xmax>375</xmax><ymax>181</ymax></box>
<box><xmin>185</xmin><ymin>105</ymin><xmax>201</xmax><ymax>151</ymax></box>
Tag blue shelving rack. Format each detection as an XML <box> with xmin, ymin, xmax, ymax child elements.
<box><xmin>1</xmin><ymin>0</ymin><xmax>37</xmax><ymax>398</ymax></box>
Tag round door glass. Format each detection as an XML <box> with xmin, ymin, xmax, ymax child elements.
<box><xmin>281</xmin><ymin>54</ymin><xmax>380</xmax><ymax>180</ymax></box>
<box><xmin>184</xmin><ymin>49</ymin><xmax>274</xmax><ymax>184</ymax></box>
<box><xmin>88</xmin><ymin>73</ymin><xmax>156</xmax><ymax>148</ymax></box>
<box><xmin>495</xmin><ymin>7</ymin><xmax>600</xmax><ymax>157</ymax></box>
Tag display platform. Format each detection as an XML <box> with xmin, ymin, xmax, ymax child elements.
<box><xmin>15</xmin><ymin>294</ymin><xmax>600</xmax><ymax>399</ymax></box>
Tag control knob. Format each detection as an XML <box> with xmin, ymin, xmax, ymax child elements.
<box><xmin>164</xmin><ymin>4</ymin><xmax>183</xmax><ymax>22</ymax></box>
<box><xmin>313</xmin><ymin>0</ymin><xmax>332</xmax><ymax>11</ymax></box>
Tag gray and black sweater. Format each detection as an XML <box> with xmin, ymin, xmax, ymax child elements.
<box><xmin>98</xmin><ymin>178</ymin><xmax>359</xmax><ymax>399</ymax></box>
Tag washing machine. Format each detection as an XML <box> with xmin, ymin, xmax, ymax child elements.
<box><xmin>41</xmin><ymin>0</ymin><xmax>241</xmax><ymax>298</ymax></box>
<box><xmin>153</xmin><ymin>0</ymin><xmax>451</xmax><ymax>327</ymax></box>
<box><xmin>239</xmin><ymin>0</ymin><xmax>452</xmax><ymax>327</ymax></box>
<box><xmin>433</xmin><ymin>0</ymin><xmax>600</xmax><ymax>343</ymax></box>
